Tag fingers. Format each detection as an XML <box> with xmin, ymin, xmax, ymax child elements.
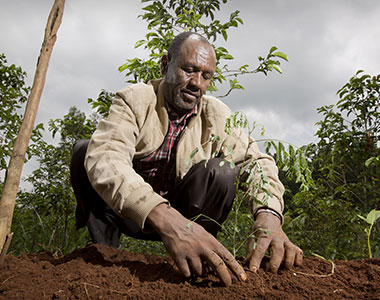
<box><xmin>175</xmin><ymin>256</ymin><xmax>192</xmax><ymax>278</ymax></box>
<box><xmin>166</xmin><ymin>231</ymin><xmax>245</xmax><ymax>285</ymax></box>
<box><xmin>216</xmin><ymin>248</ymin><xmax>247</xmax><ymax>282</ymax></box>
<box><xmin>187</xmin><ymin>256</ymin><xmax>203</xmax><ymax>277</ymax></box>
<box><xmin>246</xmin><ymin>232</ymin><xmax>271</xmax><ymax>272</ymax></box>
<box><xmin>203</xmin><ymin>251</ymin><xmax>232</xmax><ymax>286</ymax></box>
<box><xmin>199</xmin><ymin>246</ymin><xmax>247</xmax><ymax>286</ymax></box>
<box><xmin>178</xmin><ymin>250</ymin><xmax>245</xmax><ymax>286</ymax></box>
<box><xmin>283</xmin><ymin>241</ymin><xmax>296</xmax><ymax>269</ymax></box>
<box><xmin>267</xmin><ymin>241</ymin><xmax>304</xmax><ymax>272</ymax></box>
<box><xmin>150</xmin><ymin>205</ymin><xmax>246</xmax><ymax>285</ymax></box>
<box><xmin>245</xmin><ymin>229</ymin><xmax>304</xmax><ymax>273</ymax></box>
<box><xmin>294</xmin><ymin>246</ymin><xmax>304</xmax><ymax>266</ymax></box>
<box><xmin>267</xmin><ymin>240</ymin><xmax>284</xmax><ymax>272</ymax></box>
<box><xmin>280</xmin><ymin>241</ymin><xmax>303</xmax><ymax>270</ymax></box>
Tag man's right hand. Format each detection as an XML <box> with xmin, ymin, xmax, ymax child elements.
<box><xmin>146</xmin><ymin>203</ymin><xmax>247</xmax><ymax>286</ymax></box>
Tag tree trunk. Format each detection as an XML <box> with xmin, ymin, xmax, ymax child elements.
<box><xmin>0</xmin><ymin>0</ymin><xmax>66</xmax><ymax>256</ymax></box>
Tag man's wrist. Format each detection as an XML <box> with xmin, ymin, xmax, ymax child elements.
<box><xmin>146</xmin><ymin>202</ymin><xmax>170</xmax><ymax>231</ymax></box>
<box><xmin>254</xmin><ymin>207</ymin><xmax>282</xmax><ymax>223</ymax></box>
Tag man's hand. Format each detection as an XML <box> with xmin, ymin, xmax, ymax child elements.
<box><xmin>244</xmin><ymin>212</ymin><xmax>303</xmax><ymax>272</ymax></box>
<box><xmin>146</xmin><ymin>203</ymin><xmax>247</xmax><ymax>286</ymax></box>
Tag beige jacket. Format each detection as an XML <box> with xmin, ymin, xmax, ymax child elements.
<box><xmin>85</xmin><ymin>79</ymin><xmax>285</xmax><ymax>229</ymax></box>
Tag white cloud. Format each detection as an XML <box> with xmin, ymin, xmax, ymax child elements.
<box><xmin>244</xmin><ymin>107</ymin><xmax>316</xmax><ymax>147</ymax></box>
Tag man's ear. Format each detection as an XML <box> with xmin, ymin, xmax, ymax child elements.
<box><xmin>161</xmin><ymin>54</ymin><xmax>168</xmax><ymax>76</ymax></box>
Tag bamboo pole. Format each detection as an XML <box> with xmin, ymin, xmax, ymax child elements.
<box><xmin>0</xmin><ymin>0</ymin><xmax>66</xmax><ymax>256</ymax></box>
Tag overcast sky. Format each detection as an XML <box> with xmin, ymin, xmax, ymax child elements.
<box><xmin>1</xmin><ymin>0</ymin><xmax>380</xmax><ymax>180</ymax></box>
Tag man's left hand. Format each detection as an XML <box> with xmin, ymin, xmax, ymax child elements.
<box><xmin>244</xmin><ymin>212</ymin><xmax>303</xmax><ymax>272</ymax></box>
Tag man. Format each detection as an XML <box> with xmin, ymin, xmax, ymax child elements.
<box><xmin>71</xmin><ymin>32</ymin><xmax>303</xmax><ymax>286</ymax></box>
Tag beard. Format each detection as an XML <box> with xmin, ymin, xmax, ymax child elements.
<box><xmin>164</xmin><ymin>82</ymin><xmax>200</xmax><ymax>115</ymax></box>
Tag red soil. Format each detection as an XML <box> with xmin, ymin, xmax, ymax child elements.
<box><xmin>1</xmin><ymin>244</ymin><xmax>379</xmax><ymax>299</ymax></box>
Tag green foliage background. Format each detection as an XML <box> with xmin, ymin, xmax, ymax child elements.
<box><xmin>1</xmin><ymin>0</ymin><xmax>378</xmax><ymax>259</ymax></box>
<box><xmin>282</xmin><ymin>71</ymin><xmax>380</xmax><ymax>259</ymax></box>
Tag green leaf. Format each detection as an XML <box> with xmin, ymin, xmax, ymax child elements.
<box><xmin>236</xmin><ymin>17</ymin><xmax>243</xmax><ymax>24</ymax></box>
<box><xmin>189</xmin><ymin>147</ymin><xmax>199</xmax><ymax>159</ymax></box>
<box><xmin>269</xmin><ymin>46</ymin><xmax>278</xmax><ymax>54</ymax></box>
<box><xmin>272</xmin><ymin>51</ymin><xmax>288</xmax><ymax>61</ymax></box>
<box><xmin>272</xmin><ymin>65</ymin><xmax>283</xmax><ymax>74</ymax></box>
<box><xmin>365</xmin><ymin>156</ymin><xmax>379</xmax><ymax>167</ymax></box>
<box><xmin>366</xmin><ymin>209</ymin><xmax>380</xmax><ymax>225</ymax></box>
<box><xmin>222</xmin><ymin>29</ymin><xmax>228</xmax><ymax>41</ymax></box>
<box><xmin>134</xmin><ymin>39</ymin><xmax>146</xmax><ymax>48</ymax></box>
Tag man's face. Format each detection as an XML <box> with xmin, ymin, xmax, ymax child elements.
<box><xmin>162</xmin><ymin>38</ymin><xmax>216</xmax><ymax>115</ymax></box>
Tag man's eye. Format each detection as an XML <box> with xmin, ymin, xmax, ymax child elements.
<box><xmin>203</xmin><ymin>73</ymin><xmax>212</xmax><ymax>80</ymax></box>
<box><xmin>183</xmin><ymin>68</ymin><xmax>193</xmax><ymax>74</ymax></box>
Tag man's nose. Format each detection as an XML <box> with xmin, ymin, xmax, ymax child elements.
<box><xmin>189</xmin><ymin>72</ymin><xmax>202</xmax><ymax>90</ymax></box>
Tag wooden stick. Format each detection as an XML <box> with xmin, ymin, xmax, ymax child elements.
<box><xmin>0</xmin><ymin>0</ymin><xmax>66</xmax><ymax>255</ymax></box>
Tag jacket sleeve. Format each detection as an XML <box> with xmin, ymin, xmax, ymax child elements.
<box><xmin>84</xmin><ymin>87</ymin><xmax>168</xmax><ymax>229</ymax></box>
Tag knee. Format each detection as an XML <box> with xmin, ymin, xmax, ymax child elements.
<box><xmin>71</xmin><ymin>140</ymin><xmax>90</xmax><ymax>170</ymax></box>
<box><xmin>72</xmin><ymin>139</ymin><xmax>90</xmax><ymax>161</ymax></box>
<box><xmin>204</xmin><ymin>158</ymin><xmax>238</xmax><ymax>185</ymax></box>
<box><xmin>70</xmin><ymin>139</ymin><xmax>90</xmax><ymax>184</ymax></box>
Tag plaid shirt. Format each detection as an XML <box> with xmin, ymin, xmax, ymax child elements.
<box><xmin>133</xmin><ymin>106</ymin><xmax>198</xmax><ymax>196</ymax></box>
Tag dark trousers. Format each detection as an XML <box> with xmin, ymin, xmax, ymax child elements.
<box><xmin>70</xmin><ymin>139</ymin><xmax>238</xmax><ymax>248</ymax></box>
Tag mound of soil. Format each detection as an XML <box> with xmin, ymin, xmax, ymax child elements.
<box><xmin>1</xmin><ymin>244</ymin><xmax>379</xmax><ymax>300</ymax></box>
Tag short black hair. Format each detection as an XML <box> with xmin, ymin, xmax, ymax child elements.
<box><xmin>167</xmin><ymin>32</ymin><xmax>211</xmax><ymax>61</ymax></box>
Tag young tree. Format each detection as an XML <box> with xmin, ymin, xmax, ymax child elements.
<box><xmin>90</xmin><ymin>0</ymin><xmax>288</xmax><ymax>116</ymax></box>
<box><xmin>122</xmin><ymin>0</ymin><xmax>287</xmax><ymax>89</ymax></box>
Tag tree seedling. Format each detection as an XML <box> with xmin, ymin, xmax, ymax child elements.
<box><xmin>357</xmin><ymin>209</ymin><xmax>380</xmax><ymax>258</ymax></box>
